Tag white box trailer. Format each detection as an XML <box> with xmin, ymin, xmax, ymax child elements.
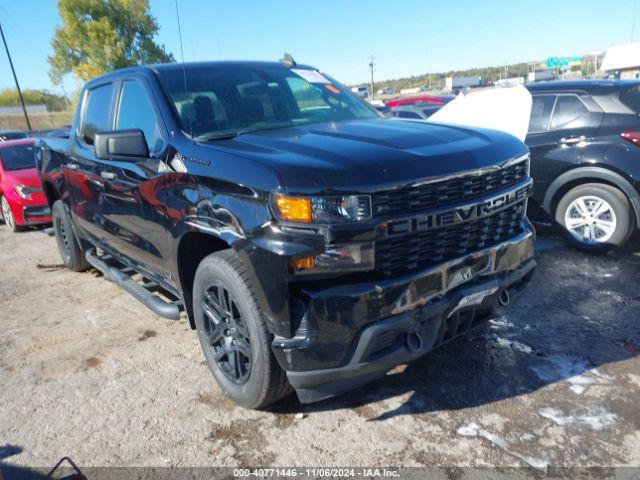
<box><xmin>445</xmin><ymin>76</ymin><xmax>484</xmax><ymax>91</ymax></box>
<box><xmin>527</xmin><ymin>70</ymin><xmax>555</xmax><ymax>82</ymax></box>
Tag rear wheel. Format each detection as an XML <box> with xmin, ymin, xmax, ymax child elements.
<box><xmin>193</xmin><ymin>250</ymin><xmax>291</xmax><ymax>409</ymax></box>
<box><xmin>555</xmin><ymin>183</ymin><xmax>634</xmax><ymax>253</ymax></box>
<box><xmin>52</xmin><ymin>200</ymin><xmax>89</xmax><ymax>272</ymax></box>
<box><xmin>1</xmin><ymin>195</ymin><xmax>20</xmax><ymax>232</ymax></box>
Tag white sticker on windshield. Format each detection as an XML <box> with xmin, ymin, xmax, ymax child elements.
<box><xmin>292</xmin><ymin>69</ymin><xmax>330</xmax><ymax>84</ymax></box>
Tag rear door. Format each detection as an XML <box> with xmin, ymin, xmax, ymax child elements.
<box><xmin>96</xmin><ymin>77</ymin><xmax>171</xmax><ymax>280</ymax></box>
<box><xmin>526</xmin><ymin>93</ymin><xmax>603</xmax><ymax>208</ymax></box>
<box><xmin>67</xmin><ymin>82</ymin><xmax>117</xmax><ymax>243</ymax></box>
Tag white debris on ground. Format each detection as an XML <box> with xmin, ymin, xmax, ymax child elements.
<box><xmin>538</xmin><ymin>407</ymin><xmax>617</xmax><ymax>430</ymax></box>
<box><xmin>488</xmin><ymin>317</ymin><xmax>514</xmax><ymax>329</ymax></box>
<box><xmin>457</xmin><ymin>422</ymin><xmax>549</xmax><ymax>469</ymax></box>
<box><xmin>531</xmin><ymin>355</ymin><xmax>608</xmax><ymax>394</ymax></box>
<box><xmin>483</xmin><ymin>333</ymin><xmax>534</xmax><ymax>354</ymax></box>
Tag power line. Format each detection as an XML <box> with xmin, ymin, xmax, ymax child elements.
<box><xmin>0</xmin><ymin>21</ymin><xmax>31</xmax><ymax>130</ymax></box>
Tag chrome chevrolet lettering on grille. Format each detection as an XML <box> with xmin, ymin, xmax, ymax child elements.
<box><xmin>385</xmin><ymin>181</ymin><xmax>532</xmax><ymax>237</ymax></box>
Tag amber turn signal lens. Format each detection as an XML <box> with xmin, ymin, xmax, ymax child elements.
<box><xmin>291</xmin><ymin>256</ymin><xmax>315</xmax><ymax>270</ymax></box>
<box><xmin>275</xmin><ymin>195</ymin><xmax>312</xmax><ymax>222</ymax></box>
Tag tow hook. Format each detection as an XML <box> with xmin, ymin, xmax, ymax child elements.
<box><xmin>498</xmin><ymin>289</ymin><xmax>510</xmax><ymax>307</ymax></box>
<box><xmin>407</xmin><ymin>331</ymin><xmax>424</xmax><ymax>353</ymax></box>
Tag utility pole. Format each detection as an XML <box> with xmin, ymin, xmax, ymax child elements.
<box><xmin>0</xmin><ymin>21</ymin><xmax>31</xmax><ymax>131</ymax></box>
<box><xmin>633</xmin><ymin>0</ymin><xmax>637</xmax><ymax>42</ymax></box>
<box><xmin>369</xmin><ymin>55</ymin><xmax>375</xmax><ymax>100</ymax></box>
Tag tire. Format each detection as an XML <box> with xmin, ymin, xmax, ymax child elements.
<box><xmin>555</xmin><ymin>183</ymin><xmax>634</xmax><ymax>253</ymax></box>
<box><xmin>193</xmin><ymin>249</ymin><xmax>291</xmax><ymax>409</ymax></box>
<box><xmin>52</xmin><ymin>200</ymin><xmax>90</xmax><ymax>272</ymax></box>
<box><xmin>1</xmin><ymin>195</ymin><xmax>20</xmax><ymax>232</ymax></box>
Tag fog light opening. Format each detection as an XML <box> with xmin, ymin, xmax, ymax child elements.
<box><xmin>498</xmin><ymin>289</ymin><xmax>510</xmax><ymax>307</ymax></box>
<box><xmin>407</xmin><ymin>331</ymin><xmax>424</xmax><ymax>353</ymax></box>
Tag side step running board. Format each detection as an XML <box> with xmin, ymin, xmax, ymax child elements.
<box><xmin>85</xmin><ymin>250</ymin><xmax>181</xmax><ymax>320</ymax></box>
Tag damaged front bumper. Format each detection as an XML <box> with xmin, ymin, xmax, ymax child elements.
<box><xmin>273</xmin><ymin>228</ymin><xmax>536</xmax><ymax>404</ymax></box>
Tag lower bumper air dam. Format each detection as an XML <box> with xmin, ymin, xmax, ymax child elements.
<box><xmin>280</xmin><ymin>230</ymin><xmax>536</xmax><ymax>404</ymax></box>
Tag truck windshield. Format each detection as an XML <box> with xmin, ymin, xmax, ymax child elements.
<box><xmin>157</xmin><ymin>64</ymin><xmax>378</xmax><ymax>140</ymax></box>
<box><xmin>0</xmin><ymin>144</ymin><xmax>35</xmax><ymax>171</ymax></box>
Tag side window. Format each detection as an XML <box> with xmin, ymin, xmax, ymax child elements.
<box><xmin>398</xmin><ymin>110</ymin><xmax>422</xmax><ymax>119</ymax></box>
<box><xmin>81</xmin><ymin>83</ymin><xmax>114</xmax><ymax>145</ymax></box>
<box><xmin>115</xmin><ymin>80</ymin><xmax>162</xmax><ymax>153</ymax></box>
<box><xmin>550</xmin><ymin>95</ymin><xmax>589</xmax><ymax>130</ymax></box>
<box><xmin>286</xmin><ymin>76</ymin><xmax>326</xmax><ymax>110</ymax></box>
<box><xmin>529</xmin><ymin>95</ymin><xmax>556</xmax><ymax>132</ymax></box>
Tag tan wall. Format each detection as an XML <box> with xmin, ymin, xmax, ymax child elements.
<box><xmin>620</xmin><ymin>69</ymin><xmax>640</xmax><ymax>80</ymax></box>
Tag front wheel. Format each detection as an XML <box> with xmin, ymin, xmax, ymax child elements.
<box><xmin>52</xmin><ymin>200</ymin><xmax>90</xmax><ymax>272</ymax></box>
<box><xmin>555</xmin><ymin>183</ymin><xmax>634</xmax><ymax>253</ymax></box>
<box><xmin>1</xmin><ymin>195</ymin><xmax>20</xmax><ymax>232</ymax></box>
<box><xmin>193</xmin><ymin>250</ymin><xmax>291</xmax><ymax>409</ymax></box>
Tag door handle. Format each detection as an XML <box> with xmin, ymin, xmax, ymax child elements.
<box><xmin>560</xmin><ymin>136</ymin><xmax>587</xmax><ymax>145</ymax></box>
<box><xmin>100</xmin><ymin>171</ymin><xmax>116</xmax><ymax>180</ymax></box>
<box><xmin>66</xmin><ymin>162</ymin><xmax>79</xmax><ymax>170</ymax></box>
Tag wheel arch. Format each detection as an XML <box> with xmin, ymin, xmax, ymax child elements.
<box><xmin>176</xmin><ymin>231</ymin><xmax>233</xmax><ymax>328</ymax></box>
<box><xmin>543</xmin><ymin>166</ymin><xmax>640</xmax><ymax>227</ymax></box>
<box><xmin>42</xmin><ymin>180</ymin><xmax>60</xmax><ymax>208</ymax></box>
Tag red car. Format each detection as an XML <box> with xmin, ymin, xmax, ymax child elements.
<box><xmin>385</xmin><ymin>95</ymin><xmax>455</xmax><ymax>108</ymax></box>
<box><xmin>0</xmin><ymin>139</ymin><xmax>51</xmax><ymax>231</ymax></box>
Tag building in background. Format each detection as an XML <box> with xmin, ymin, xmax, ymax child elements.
<box><xmin>601</xmin><ymin>43</ymin><xmax>640</xmax><ymax>79</ymax></box>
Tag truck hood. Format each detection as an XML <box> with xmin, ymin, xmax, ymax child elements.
<box><xmin>201</xmin><ymin>118</ymin><xmax>528</xmax><ymax>192</ymax></box>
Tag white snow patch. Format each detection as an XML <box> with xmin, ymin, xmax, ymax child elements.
<box><xmin>457</xmin><ymin>422</ymin><xmax>548</xmax><ymax>470</ymax></box>
<box><xmin>531</xmin><ymin>355</ymin><xmax>607</xmax><ymax>394</ymax></box>
<box><xmin>539</xmin><ymin>407</ymin><xmax>617</xmax><ymax>430</ymax></box>
<box><xmin>494</xmin><ymin>336</ymin><xmax>533</xmax><ymax>354</ymax></box>
<box><xmin>489</xmin><ymin>317</ymin><xmax>513</xmax><ymax>329</ymax></box>
<box><xmin>457</xmin><ymin>422</ymin><xmax>480</xmax><ymax>436</ymax></box>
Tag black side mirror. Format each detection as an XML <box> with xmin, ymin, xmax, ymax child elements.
<box><xmin>94</xmin><ymin>129</ymin><xmax>149</xmax><ymax>160</ymax></box>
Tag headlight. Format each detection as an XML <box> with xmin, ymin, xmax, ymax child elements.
<box><xmin>291</xmin><ymin>243</ymin><xmax>375</xmax><ymax>274</ymax></box>
<box><xmin>274</xmin><ymin>194</ymin><xmax>371</xmax><ymax>223</ymax></box>
<box><xmin>14</xmin><ymin>185</ymin><xmax>39</xmax><ymax>199</ymax></box>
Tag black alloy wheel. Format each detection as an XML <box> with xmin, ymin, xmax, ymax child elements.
<box><xmin>202</xmin><ymin>281</ymin><xmax>252</xmax><ymax>384</ymax></box>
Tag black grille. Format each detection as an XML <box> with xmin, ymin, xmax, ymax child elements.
<box><xmin>373</xmin><ymin>158</ymin><xmax>528</xmax><ymax>217</ymax></box>
<box><xmin>376</xmin><ymin>201</ymin><xmax>527</xmax><ymax>276</ymax></box>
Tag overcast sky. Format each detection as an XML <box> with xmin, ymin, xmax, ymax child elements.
<box><xmin>0</xmin><ymin>0</ymin><xmax>635</xmax><ymax>95</ymax></box>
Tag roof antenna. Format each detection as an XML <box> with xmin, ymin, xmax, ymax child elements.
<box><xmin>280</xmin><ymin>53</ymin><xmax>296</xmax><ymax>67</ymax></box>
<box><xmin>174</xmin><ymin>0</ymin><xmax>191</xmax><ymax>134</ymax></box>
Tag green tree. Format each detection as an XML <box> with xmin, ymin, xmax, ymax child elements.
<box><xmin>0</xmin><ymin>89</ymin><xmax>68</xmax><ymax>111</ymax></box>
<box><xmin>49</xmin><ymin>0</ymin><xmax>174</xmax><ymax>84</ymax></box>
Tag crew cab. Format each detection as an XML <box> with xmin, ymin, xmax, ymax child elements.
<box><xmin>37</xmin><ymin>59</ymin><xmax>536</xmax><ymax>408</ymax></box>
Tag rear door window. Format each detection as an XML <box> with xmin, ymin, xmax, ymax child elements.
<box><xmin>620</xmin><ymin>85</ymin><xmax>640</xmax><ymax>113</ymax></box>
<box><xmin>529</xmin><ymin>95</ymin><xmax>556</xmax><ymax>132</ymax></box>
<box><xmin>549</xmin><ymin>95</ymin><xmax>589</xmax><ymax>130</ymax></box>
<box><xmin>80</xmin><ymin>83</ymin><xmax>114</xmax><ymax>145</ymax></box>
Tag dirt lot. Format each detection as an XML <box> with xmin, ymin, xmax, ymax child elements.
<box><xmin>1</xmin><ymin>225</ymin><xmax>639</xmax><ymax>472</ymax></box>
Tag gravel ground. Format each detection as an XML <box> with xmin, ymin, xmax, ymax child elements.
<box><xmin>0</xmin><ymin>225</ymin><xmax>639</xmax><ymax>473</ymax></box>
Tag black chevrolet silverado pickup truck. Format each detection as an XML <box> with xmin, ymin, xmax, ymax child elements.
<box><xmin>37</xmin><ymin>59</ymin><xmax>536</xmax><ymax>408</ymax></box>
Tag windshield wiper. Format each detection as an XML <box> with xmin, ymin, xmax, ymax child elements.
<box><xmin>194</xmin><ymin>131</ymin><xmax>245</xmax><ymax>141</ymax></box>
<box><xmin>194</xmin><ymin>122</ymin><xmax>297</xmax><ymax>142</ymax></box>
